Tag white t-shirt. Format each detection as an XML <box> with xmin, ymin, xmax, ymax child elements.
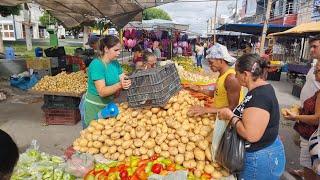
<box><xmin>196</xmin><ymin>45</ymin><xmax>204</xmax><ymax>56</ymax></box>
<box><xmin>300</xmin><ymin>63</ymin><xmax>320</xmax><ymax>104</ymax></box>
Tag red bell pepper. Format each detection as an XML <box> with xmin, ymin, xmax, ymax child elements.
<box><xmin>119</xmin><ymin>170</ymin><xmax>129</xmax><ymax>180</ymax></box>
<box><xmin>151</xmin><ymin>163</ymin><xmax>164</xmax><ymax>174</ymax></box>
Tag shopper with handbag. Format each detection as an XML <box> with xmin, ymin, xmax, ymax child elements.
<box><xmin>218</xmin><ymin>54</ymin><xmax>286</xmax><ymax>179</ymax></box>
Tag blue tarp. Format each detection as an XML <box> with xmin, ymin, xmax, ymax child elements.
<box><xmin>217</xmin><ymin>23</ymin><xmax>294</xmax><ymax>35</ymax></box>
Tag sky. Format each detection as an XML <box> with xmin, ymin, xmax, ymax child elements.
<box><xmin>158</xmin><ymin>0</ymin><xmax>243</xmax><ymax>35</ymax></box>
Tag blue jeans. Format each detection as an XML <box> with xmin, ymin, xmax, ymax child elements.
<box><xmin>239</xmin><ymin>137</ymin><xmax>286</xmax><ymax>180</ymax></box>
<box><xmin>196</xmin><ymin>55</ymin><xmax>203</xmax><ymax>67</ymax></box>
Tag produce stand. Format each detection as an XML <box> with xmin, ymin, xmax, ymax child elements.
<box><xmin>29</xmin><ymin>89</ymin><xmax>84</xmax><ymax>98</ymax></box>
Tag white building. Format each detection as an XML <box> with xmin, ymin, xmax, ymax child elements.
<box><xmin>0</xmin><ymin>3</ymin><xmax>47</xmax><ymax>41</ymax></box>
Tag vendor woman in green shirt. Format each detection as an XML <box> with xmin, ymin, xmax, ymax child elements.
<box><xmin>84</xmin><ymin>35</ymin><xmax>131</xmax><ymax>127</ymax></box>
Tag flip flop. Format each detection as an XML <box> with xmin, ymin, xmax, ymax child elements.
<box><xmin>288</xmin><ymin>169</ymin><xmax>304</xmax><ymax>179</ymax></box>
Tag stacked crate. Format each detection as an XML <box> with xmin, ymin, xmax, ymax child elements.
<box><xmin>42</xmin><ymin>95</ymin><xmax>81</xmax><ymax>125</ymax></box>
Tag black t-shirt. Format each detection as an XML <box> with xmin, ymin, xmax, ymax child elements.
<box><xmin>233</xmin><ymin>84</ymin><xmax>280</xmax><ymax>152</ymax></box>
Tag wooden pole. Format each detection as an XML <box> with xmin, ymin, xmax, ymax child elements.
<box><xmin>213</xmin><ymin>0</ymin><xmax>219</xmax><ymax>43</ymax></box>
<box><xmin>259</xmin><ymin>0</ymin><xmax>272</xmax><ymax>55</ymax></box>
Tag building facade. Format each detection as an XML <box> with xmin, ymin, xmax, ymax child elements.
<box><xmin>0</xmin><ymin>3</ymin><xmax>47</xmax><ymax>41</ymax></box>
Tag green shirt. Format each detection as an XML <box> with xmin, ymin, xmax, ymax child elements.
<box><xmin>87</xmin><ymin>58</ymin><xmax>123</xmax><ymax>96</ymax></box>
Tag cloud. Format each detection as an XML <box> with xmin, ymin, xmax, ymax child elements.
<box><xmin>158</xmin><ymin>0</ymin><xmax>242</xmax><ymax>35</ymax></box>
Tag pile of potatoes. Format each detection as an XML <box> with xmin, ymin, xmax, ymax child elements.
<box><xmin>73</xmin><ymin>90</ymin><xmax>229</xmax><ymax>178</ymax></box>
<box><xmin>32</xmin><ymin>71</ymin><xmax>87</xmax><ymax>94</ymax></box>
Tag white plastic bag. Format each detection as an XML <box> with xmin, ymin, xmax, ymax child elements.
<box><xmin>148</xmin><ymin>170</ymin><xmax>188</xmax><ymax>180</ymax></box>
<box><xmin>211</xmin><ymin>113</ymin><xmax>228</xmax><ymax>160</ymax></box>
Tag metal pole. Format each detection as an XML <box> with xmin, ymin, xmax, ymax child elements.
<box><xmin>259</xmin><ymin>0</ymin><xmax>272</xmax><ymax>55</ymax></box>
<box><xmin>213</xmin><ymin>0</ymin><xmax>219</xmax><ymax>43</ymax></box>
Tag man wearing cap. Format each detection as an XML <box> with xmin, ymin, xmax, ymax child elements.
<box><xmin>84</xmin><ymin>35</ymin><xmax>99</xmax><ymax>67</ymax></box>
<box><xmin>189</xmin><ymin>43</ymin><xmax>244</xmax><ymax>115</ymax></box>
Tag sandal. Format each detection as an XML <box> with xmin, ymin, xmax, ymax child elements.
<box><xmin>288</xmin><ymin>169</ymin><xmax>304</xmax><ymax>179</ymax></box>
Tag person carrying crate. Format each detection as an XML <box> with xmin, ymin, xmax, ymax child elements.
<box><xmin>83</xmin><ymin>35</ymin><xmax>131</xmax><ymax>128</ymax></box>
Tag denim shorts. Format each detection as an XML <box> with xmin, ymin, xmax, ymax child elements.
<box><xmin>239</xmin><ymin>137</ymin><xmax>286</xmax><ymax>180</ymax></box>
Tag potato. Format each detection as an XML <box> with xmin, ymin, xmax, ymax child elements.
<box><xmin>167</xmin><ymin>108</ymin><xmax>174</xmax><ymax>116</ymax></box>
<box><xmin>114</xmin><ymin>126</ymin><xmax>122</xmax><ymax>133</ymax></box>
<box><xmin>197</xmin><ymin>161</ymin><xmax>205</xmax><ymax>171</ymax></box>
<box><xmin>140</xmin><ymin>147</ymin><xmax>148</xmax><ymax>155</ymax></box>
<box><xmin>88</xmin><ymin>147</ymin><xmax>99</xmax><ymax>155</ymax></box>
<box><xmin>100</xmin><ymin>146</ymin><xmax>108</xmax><ymax>154</ymax></box>
<box><xmin>85</xmin><ymin>133</ymin><xmax>93</xmax><ymax>141</ymax></box>
<box><xmin>133</xmin><ymin>149</ymin><xmax>141</xmax><ymax>156</ymax></box>
<box><xmin>105</xmin><ymin>139</ymin><xmax>114</xmax><ymax>146</ymax></box>
<box><xmin>147</xmin><ymin>149</ymin><xmax>155</xmax><ymax>157</ymax></box>
<box><xmin>87</xmin><ymin>141</ymin><xmax>93</xmax><ymax>148</ymax></box>
<box><xmin>156</xmin><ymin>134</ymin><xmax>167</xmax><ymax>145</ymax></box>
<box><xmin>213</xmin><ymin>162</ymin><xmax>221</xmax><ymax>168</ymax></box>
<box><xmin>141</xmin><ymin>155</ymin><xmax>149</xmax><ymax>160</ymax></box>
<box><xmin>95</xmin><ymin>124</ymin><xmax>104</xmax><ymax>131</ymax></box>
<box><xmin>151</xmin><ymin>108</ymin><xmax>160</xmax><ymax>114</ymax></box>
<box><xmin>167</xmin><ymin>133</ymin><xmax>175</xmax><ymax>140</ymax></box>
<box><xmin>212</xmin><ymin>171</ymin><xmax>222</xmax><ymax>179</ymax></box>
<box><xmin>87</xmin><ymin>126</ymin><xmax>95</xmax><ymax>133</ymax></box>
<box><xmin>130</xmin><ymin>129</ymin><xmax>136</xmax><ymax>138</ymax></box>
<box><xmin>111</xmin><ymin>152</ymin><xmax>120</xmax><ymax>160</ymax></box>
<box><xmin>123</xmin><ymin>133</ymin><xmax>131</xmax><ymax>141</ymax></box>
<box><xmin>198</xmin><ymin>140</ymin><xmax>209</xmax><ymax>151</ymax></box>
<box><xmin>146</xmin><ymin>111</ymin><xmax>153</xmax><ymax>117</ymax></box>
<box><xmin>185</xmin><ymin>151</ymin><xmax>194</xmax><ymax>161</ymax></box>
<box><xmin>151</xmin><ymin>117</ymin><xmax>158</xmax><ymax>125</ymax></box>
<box><xmin>194</xmin><ymin>148</ymin><xmax>205</xmax><ymax>161</ymax></box>
<box><xmin>131</xmin><ymin>111</ymin><xmax>139</xmax><ymax>118</ymax></box>
<box><xmin>104</xmin><ymin>128</ymin><xmax>114</xmax><ymax>135</ymax></box>
<box><xmin>134</xmin><ymin>139</ymin><xmax>143</xmax><ymax>147</ymax></box>
<box><xmin>137</xmin><ymin>114</ymin><xmax>144</xmax><ymax>120</ymax></box>
<box><xmin>154</xmin><ymin>146</ymin><xmax>162</xmax><ymax>154</ymax></box>
<box><xmin>92</xmin><ymin>130</ymin><xmax>101</xmax><ymax>135</ymax></box>
<box><xmin>117</xmin><ymin>146</ymin><xmax>124</xmax><ymax>153</ymax></box>
<box><xmin>168</xmin><ymin>147</ymin><xmax>179</xmax><ymax>156</ymax></box>
<box><xmin>221</xmin><ymin>169</ymin><xmax>230</xmax><ymax>177</ymax></box>
<box><xmin>150</xmin><ymin>131</ymin><xmax>157</xmax><ymax>138</ymax></box>
<box><xmin>144</xmin><ymin>139</ymin><xmax>156</xmax><ymax>149</ymax></box>
<box><xmin>160</xmin><ymin>143</ymin><xmax>169</xmax><ymax>151</ymax></box>
<box><xmin>92</xmin><ymin>134</ymin><xmax>99</xmax><ymax>141</ymax></box>
<box><xmin>183</xmin><ymin>160</ymin><xmax>197</xmax><ymax>169</ymax></box>
<box><xmin>186</xmin><ymin>142</ymin><xmax>196</xmax><ymax>151</ymax></box>
<box><xmin>173</xmin><ymin>103</ymin><xmax>180</xmax><ymax>111</ymax></box>
<box><xmin>176</xmin><ymin>129</ymin><xmax>187</xmax><ymax>137</ymax></box>
<box><xmin>122</xmin><ymin>140</ymin><xmax>133</xmax><ymax>149</ymax></box>
<box><xmin>114</xmin><ymin>139</ymin><xmax>122</xmax><ymax>146</ymax></box>
<box><xmin>136</xmin><ymin>127</ymin><xmax>146</xmax><ymax>138</ymax></box>
<box><xmin>205</xmin><ymin>148</ymin><xmax>212</xmax><ymax>161</ymax></box>
<box><xmin>79</xmin><ymin>139</ymin><xmax>88</xmax><ymax>147</ymax></box>
<box><xmin>169</xmin><ymin>140</ymin><xmax>179</xmax><ymax>147</ymax></box>
<box><xmin>111</xmin><ymin>132</ymin><xmax>120</xmax><ymax>140</ymax></box>
<box><xmin>118</xmin><ymin>154</ymin><xmax>126</xmax><ymax>161</ymax></box>
<box><xmin>108</xmin><ymin>146</ymin><xmax>117</xmax><ymax>154</ymax></box>
<box><xmin>125</xmin><ymin>148</ymin><xmax>133</xmax><ymax>156</ymax></box>
<box><xmin>160</xmin><ymin>151</ymin><xmax>170</xmax><ymax>158</ymax></box>
<box><xmin>80</xmin><ymin>147</ymin><xmax>88</xmax><ymax>153</ymax></box>
<box><xmin>181</xmin><ymin>136</ymin><xmax>189</xmax><ymax>144</ymax></box>
<box><xmin>194</xmin><ymin>170</ymin><xmax>202</xmax><ymax>178</ymax></box>
<box><xmin>142</xmin><ymin>132</ymin><xmax>150</xmax><ymax>141</ymax></box>
<box><xmin>175</xmin><ymin>154</ymin><xmax>184</xmax><ymax>165</ymax></box>
<box><xmin>98</xmin><ymin>135</ymin><xmax>107</xmax><ymax>142</ymax></box>
<box><xmin>204</xmin><ymin>164</ymin><xmax>215</xmax><ymax>175</ymax></box>
<box><xmin>178</xmin><ymin>143</ymin><xmax>186</xmax><ymax>154</ymax></box>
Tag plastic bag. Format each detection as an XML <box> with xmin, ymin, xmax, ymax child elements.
<box><xmin>215</xmin><ymin>122</ymin><xmax>245</xmax><ymax>173</ymax></box>
<box><xmin>65</xmin><ymin>153</ymin><xmax>94</xmax><ymax>177</ymax></box>
<box><xmin>148</xmin><ymin>170</ymin><xmax>188</xmax><ymax>180</ymax></box>
<box><xmin>211</xmin><ymin>114</ymin><xmax>228</xmax><ymax>160</ymax></box>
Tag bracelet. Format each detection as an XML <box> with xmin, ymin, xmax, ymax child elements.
<box><xmin>233</xmin><ymin>119</ymin><xmax>241</xmax><ymax>128</ymax></box>
<box><xmin>230</xmin><ymin>116</ymin><xmax>240</xmax><ymax>127</ymax></box>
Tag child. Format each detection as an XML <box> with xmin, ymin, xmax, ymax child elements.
<box><xmin>143</xmin><ymin>51</ymin><xmax>158</xmax><ymax>69</ymax></box>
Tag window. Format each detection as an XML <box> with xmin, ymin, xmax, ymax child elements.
<box><xmin>1</xmin><ymin>24</ymin><xmax>15</xmax><ymax>39</ymax></box>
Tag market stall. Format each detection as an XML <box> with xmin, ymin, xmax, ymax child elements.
<box><xmin>269</xmin><ymin>21</ymin><xmax>320</xmax><ymax>97</ymax></box>
<box><xmin>123</xmin><ymin>19</ymin><xmax>190</xmax><ymax>60</ymax></box>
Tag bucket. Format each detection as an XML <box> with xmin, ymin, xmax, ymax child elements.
<box><xmin>5</xmin><ymin>47</ymin><xmax>15</xmax><ymax>60</ymax></box>
<box><xmin>35</xmin><ymin>47</ymin><xmax>43</xmax><ymax>57</ymax></box>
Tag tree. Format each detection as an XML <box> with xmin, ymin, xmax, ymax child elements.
<box><xmin>39</xmin><ymin>11</ymin><xmax>60</xmax><ymax>27</ymax></box>
<box><xmin>66</xmin><ymin>25</ymin><xmax>83</xmax><ymax>39</ymax></box>
<box><xmin>0</xmin><ymin>5</ymin><xmax>21</xmax><ymax>53</ymax></box>
<box><xmin>142</xmin><ymin>8</ymin><xmax>171</xmax><ymax>21</ymax></box>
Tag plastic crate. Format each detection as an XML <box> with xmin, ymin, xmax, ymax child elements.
<box><xmin>50</xmin><ymin>57</ymin><xmax>59</xmax><ymax>68</ymax></box>
<box><xmin>35</xmin><ymin>69</ymin><xmax>51</xmax><ymax>79</ymax></box>
<box><xmin>127</xmin><ymin>63</ymin><xmax>182</xmax><ymax>108</ymax></box>
<box><xmin>43</xmin><ymin>95</ymin><xmax>81</xmax><ymax>109</ymax></box>
<box><xmin>43</xmin><ymin>108</ymin><xmax>80</xmax><ymax>125</ymax></box>
<box><xmin>292</xmin><ymin>84</ymin><xmax>302</xmax><ymax>98</ymax></box>
<box><xmin>44</xmin><ymin>46</ymin><xmax>66</xmax><ymax>57</ymax></box>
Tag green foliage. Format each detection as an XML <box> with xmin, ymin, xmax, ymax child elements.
<box><xmin>39</xmin><ymin>11</ymin><xmax>60</xmax><ymax>26</ymax></box>
<box><xmin>143</xmin><ymin>8</ymin><xmax>171</xmax><ymax>20</ymax></box>
<box><xmin>0</xmin><ymin>5</ymin><xmax>21</xmax><ymax>17</ymax></box>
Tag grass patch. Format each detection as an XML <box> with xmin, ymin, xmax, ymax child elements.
<box><xmin>4</xmin><ymin>41</ymin><xmax>79</xmax><ymax>58</ymax></box>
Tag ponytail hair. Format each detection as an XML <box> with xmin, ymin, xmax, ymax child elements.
<box><xmin>98</xmin><ymin>35</ymin><xmax>120</xmax><ymax>56</ymax></box>
<box><xmin>236</xmin><ymin>53</ymin><xmax>269</xmax><ymax>81</ymax></box>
